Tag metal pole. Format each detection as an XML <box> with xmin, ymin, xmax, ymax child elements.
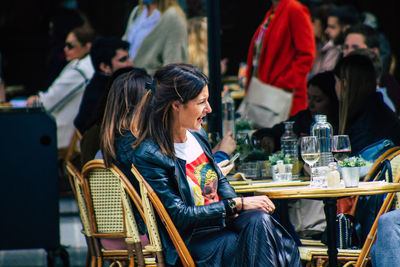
<box><xmin>206</xmin><ymin>0</ymin><xmax>222</xmax><ymax>137</ymax></box>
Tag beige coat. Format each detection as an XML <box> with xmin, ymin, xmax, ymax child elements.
<box><xmin>122</xmin><ymin>6</ymin><xmax>188</xmax><ymax>75</ymax></box>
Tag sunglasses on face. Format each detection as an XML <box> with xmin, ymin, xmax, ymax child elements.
<box><xmin>64</xmin><ymin>42</ymin><xmax>76</xmax><ymax>50</ymax></box>
<box><xmin>117</xmin><ymin>55</ymin><xmax>130</xmax><ymax>63</ymax></box>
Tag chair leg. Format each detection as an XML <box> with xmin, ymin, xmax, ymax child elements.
<box><xmin>97</xmin><ymin>257</ymin><xmax>103</xmax><ymax>267</ymax></box>
<box><xmin>316</xmin><ymin>258</ymin><xmax>324</xmax><ymax>267</ymax></box>
<box><xmin>90</xmin><ymin>257</ymin><xmax>96</xmax><ymax>267</ymax></box>
<box><xmin>85</xmin><ymin>249</ymin><xmax>91</xmax><ymax>267</ymax></box>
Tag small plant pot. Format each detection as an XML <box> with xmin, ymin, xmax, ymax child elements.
<box><xmin>341</xmin><ymin>167</ymin><xmax>360</xmax><ymax>188</ymax></box>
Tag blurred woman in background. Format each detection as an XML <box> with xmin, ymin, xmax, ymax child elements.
<box><xmin>26</xmin><ymin>24</ymin><xmax>95</xmax><ymax>149</ymax></box>
<box><xmin>122</xmin><ymin>0</ymin><xmax>188</xmax><ymax>75</ymax></box>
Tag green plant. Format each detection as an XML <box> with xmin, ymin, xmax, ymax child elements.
<box><xmin>235</xmin><ymin>119</ymin><xmax>252</xmax><ymax>132</ymax></box>
<box><xmin>338</xmin><ymin>156</ymin><xmax>368</xmax><ymax>167</ymax></box>
<box><xmin>268</xmin><ymin>151</ymin><xmax>293</xmax><ymax>165</ymax></box>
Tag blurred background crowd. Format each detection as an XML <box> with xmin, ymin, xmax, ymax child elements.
<box><xmin>0</xmin><ymin>0</ymin><xmax>399</xmax><ymax>100</ymax></box>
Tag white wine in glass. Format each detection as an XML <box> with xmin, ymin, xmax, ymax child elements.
<box><xmin>301</xmin><ymin>136</ymin><xmax>320</xmax><ymax>187</ymax></box>
<box><xmin>301</xmin><ymin>153</ymin><xmax>320</xmax><ymax>166</ymax></box>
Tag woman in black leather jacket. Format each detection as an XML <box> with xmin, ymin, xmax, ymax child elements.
<box><xmin>116</xmin><ymin>63</ymin><xmax>301</xmax><ymax>266</ymax></box>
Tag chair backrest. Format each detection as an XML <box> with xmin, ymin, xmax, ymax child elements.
<box><xmin>65</xmin><ymin>160</ymin><xmax>97</xmax><ymax>264</ymax></box>
<box><xmin>131</xmin><ymin>164</ymin><xmax>195</xmax><ymax>267</ymax></box>
<box><xmin>64</xmin><ymin>129</ymin><xmax>82</xmax><ymax>163</ymax></box>
<box><xmin>65</xmin><ymin>161</ymin><xmax>92</xmax><ymax>237</ymax></box>
<box><xmin>119</xmin><ymin>167</ymin><xmax>165</xmax><ymax>267</ymax></box>
<box><xmin>363</xmin><ymin>146</ymin><xmax>400</xmax><ymax>182</ymax></box>
<box><xmin>354</xmin><ymin>151</ymin><xmax>400</xmax><ymax>267</ymax></box>
<box><xmin>81</xmin><ymin>159</ymin><xmax>145</xmax><ymax>264</ymax></box>
<box><xmin>350</xmin><ymin>148</ymin><xmax>400</xmax><ymax>215</ymax></box>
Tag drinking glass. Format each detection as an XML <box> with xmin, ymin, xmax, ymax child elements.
<box><xmin>332</xmin><ymin>135</ymin><xmax>351</xmax><ymax>162</ymax></box>
<box><xmin>300</xmin><ymin>136</ymin><xmax>320</xmax><ymax>186</ymax></box>
<box><xmin>236</xmin><ymin>130</ymin><xmax>252</xmax><ymax>161</ymax></box>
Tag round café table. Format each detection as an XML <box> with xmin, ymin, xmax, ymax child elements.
<box><xmin>255</xmin><ymin>181</ymin><xmax>400</xmax><ymax>267</ymax></box>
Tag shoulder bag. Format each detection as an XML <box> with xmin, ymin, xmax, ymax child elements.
<box><xmin>238</xmin><ymin>77</ymin><xmax>293</xmax><ymax>128</ymax></box>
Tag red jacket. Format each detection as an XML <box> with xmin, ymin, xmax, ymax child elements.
<box><xmin>246</xmin><ymin>0</ymin><xmax>315</xmax><ymax>116</ymax></box>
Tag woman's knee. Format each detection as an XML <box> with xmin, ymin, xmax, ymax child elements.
<box><xmin>243</xmin><ymin>209</ymin><xmax>273</xmax><ymax>226</ymax></box>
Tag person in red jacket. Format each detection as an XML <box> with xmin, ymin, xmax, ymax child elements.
<box><xmin>246</xmin><ymin>0</ymin><xmax>315</xmax><ymax>117</ymax></box>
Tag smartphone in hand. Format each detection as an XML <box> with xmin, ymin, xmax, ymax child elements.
<box><xmin>228</xmin><ymin>153</ymin><xmax>240</xmax><ymax>165</ymax></box>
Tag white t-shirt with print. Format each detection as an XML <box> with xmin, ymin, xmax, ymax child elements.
<box><xmin>174</xmin><ymin>131</ymin><xmax>219</xmax><ymax>206</ymax></box>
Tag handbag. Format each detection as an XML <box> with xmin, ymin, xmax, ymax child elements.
<box><xmin>238</xmin><ymin>77</ymin><xmax>293</xmax><ymax>128</ymax></box>
<box><xmin>321</xmin><ymin>213</ymin><xmax>359</xmax><ymax>249</ymax></box>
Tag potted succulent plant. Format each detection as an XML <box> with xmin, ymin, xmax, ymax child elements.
<box><xmin>338</xmin><ymin>156</ymin><xmax>367</xmax><ymax>187</ymax></box>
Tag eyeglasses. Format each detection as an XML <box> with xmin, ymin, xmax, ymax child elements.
<box><xmin>64</xmin><ymin>42</ymin><xmax>75</xmax><ymax>50</ymax></box>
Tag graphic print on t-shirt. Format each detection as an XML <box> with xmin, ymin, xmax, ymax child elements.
<box><xmin>186</xmin><ymin>152</ymin><xmax>219</xmax><ymax>205</ymax></box>
<box><xmin>174</xmin><ymin>131</ymin><xmax>219</xmax><ymax>206</ymax></box>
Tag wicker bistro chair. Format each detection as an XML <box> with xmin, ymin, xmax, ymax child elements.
<box><xmin>65</xmin><ymin>161</ymin><xmax>97</xmax><ymax>267</ymax></box>
<box><xmin>81</xmin><ymin>159</ymin><xmax>156</xmax><ymax>267</ymax></box>
<box><xmin>131</xmin><ymin>164</ymin><xmax>195</xmax><ymax>267</ymax></box>
<box><xmin>63</xmin><ymin>129</ymin><xmax>83</xmax><ymax>163</ymax></box>
<box><xmin>299</xmin><ymin>148</ymin><xmax>400</xmax><ymax>267</ymax></box>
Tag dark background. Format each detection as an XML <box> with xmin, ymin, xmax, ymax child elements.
<box><xmin>0</xmin><ymin>0</ymin><xmax>399</xmax><ymax>97</ymax></box>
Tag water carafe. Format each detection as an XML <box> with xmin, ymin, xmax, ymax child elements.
<box><xmin>311</xmin><ymin>114</ymin><xmax>334</xmax><ymax>166</ymax></box>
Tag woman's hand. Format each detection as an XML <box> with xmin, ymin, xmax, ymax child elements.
<box><xmin>26</xmin><ymin>95</ymin><xmax>39</xmax><ymax>107</ymax></box>
<box><xmin>213</xmin><ymin>131</ymin><xmax>236</xmax><ymax>155</ymax></box>
<box><xmin>233</xmin><ymin>195</ymin><xmax>275</xmax><ymax>214</ymax></box>
<box><xmin>217</xmin><ymin>159</ymin><xmax>234</xmax><ymax>176</ymax></box>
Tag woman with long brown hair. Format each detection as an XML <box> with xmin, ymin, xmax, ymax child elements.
<box><xmin>115</xmin><ymin>63</ymin><xmax>301</xmax><ymax>266</ymax></box>
<box><xmin>101</xmin><ymin>68</ymin><xmax>151</xmax><ymax>167</ymax></box>
<box><xmin>99</xmin><ymin>67</ymin><xmax>151</xmax><ymax>250</ymax></box>
<box><xmin>334</xmin><ymin>54</ymin><xmax>400</xmax><ymax>154</ymax></box>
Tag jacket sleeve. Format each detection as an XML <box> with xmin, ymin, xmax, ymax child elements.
<box><xmin>274</xmin><ymin>5</ymin><xmax>315</xmax><ymax>90</ymax></box>
<box><xmin>161</xmin><ymin>8</ymin><xmax>188</xmax><ymax>65</ymax></box>
<box><xmin>39</xmin><ymin>64</ymin><xmax>87</xmax><ymax>112</ymax></box>
<box><xmin>133</xmin><ymin>147</ymin><xmax>230</xmax><ymax>233</ymax></box>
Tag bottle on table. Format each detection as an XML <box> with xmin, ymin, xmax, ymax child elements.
<box><xmin>311</xmin><ymin>114</ymin><xmax>334</xmax><ymax>167</ymax></box>
<box><xmin>222</xmin><ymin>93</ymin><xmax>235</xmax><ymax>138</ymax></box>
<box><xmin>281</xmin><ymin>121</ymin><xmax>300</xmax><ymax>178</ymax></box>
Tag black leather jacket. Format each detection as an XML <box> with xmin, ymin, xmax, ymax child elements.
<box><xmin>115</xmin><ymin>129</ymin><xmax>237</xmax><ymax>265</ymax></box>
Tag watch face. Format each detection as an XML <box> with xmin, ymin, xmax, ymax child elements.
<box><xmin>229</xmin><ymin>199</ymin><xmax>236</xmax><ymax>209</ymax></box>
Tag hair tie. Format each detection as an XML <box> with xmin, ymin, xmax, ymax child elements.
<box><xmin>145</xmin><ymin>78</ymin><xmax>157</xmax><ymax>96</ymax></box>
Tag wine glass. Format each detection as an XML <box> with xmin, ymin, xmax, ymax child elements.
<box><xmin>300</xmin><ymin>136</ymin><xmax>320</xmax><ymax>186</ymax></box>
<box><xmin>332</xmin><ymin>135</ymin><xmax>351</xmax><ymax>162</ymax></box>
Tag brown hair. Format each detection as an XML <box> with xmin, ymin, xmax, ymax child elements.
<box><xmin>71</xmin><ymin>23</ymin><xmax>96</xmax><ymax>46</ymax></box>
<box><xmin>334</xmin><ymin>54</ymin><xmax>376</xmax><ymax>134</ymax></box>
<box><xmin>348</xmin><ymin>48</ymin><xmax>382</xmax><ymax>85</ymax></box>
<box><xmin>101</xmin><ymin>68</ymin><xmax>151</xmax><ymax>167</ymax></box>
<box><xmin>139</xmin><ymin>0</ymin><xmax>185</xmax><ymax>16</ymax></box>
<box><xmin>132</xmin><ymin>63</ymin><xmax>208</xmax><ymax>157</ymax></box>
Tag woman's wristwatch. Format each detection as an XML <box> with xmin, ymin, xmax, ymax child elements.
<box><xmin>227</xmin><ymin>199</ymin><xmax>238</xmax><ymax>214</ymax></box>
